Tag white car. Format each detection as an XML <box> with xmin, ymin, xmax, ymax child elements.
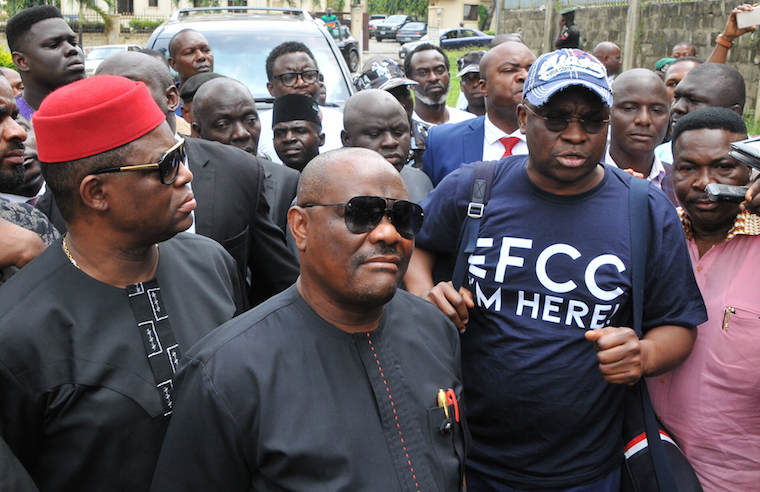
<box><xmin>85</xmin><ymin>44</ymin><xmax>142</xmax><ymax>76</ymax></box>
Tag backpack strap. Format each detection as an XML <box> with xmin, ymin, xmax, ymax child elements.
<box><xmin>628</xmin><ymin>176</ymin><xmax>678</xmax><ymax>492</ymax></box>
<box><xmin>451</xmin><ymin>161</ymin><xmax>497</xmax><ymax>290</ymax></box>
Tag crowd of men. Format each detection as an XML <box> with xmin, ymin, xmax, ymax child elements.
<box><xmin>0</xmin><ymin>3</ymin><xmax>759</xmax><ymax>491</ymax></box>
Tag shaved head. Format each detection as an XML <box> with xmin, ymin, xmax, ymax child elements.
<box><xmin>192</xmin><ymin>77</ymin><xmax>260</xmax><ymax>154</ymax></box>
<box><xmin>96</xmin><ymin>51</ymin><xmax>177</xmax><ymax>132</ymax></box>
<box><xmin>611</xmin><ymin>68</ymin><xmax>667</xmax><ymax>96</ymax></box>
<box><xmin>193</xmin><ymin>77</ymin><xmax>253</xmax><ymax>119</ymax></box>
<box><xmin>298</xmin><ymin>147</ymin><xmax>402</xmax><ymax>205</ymax></box>
<box><xmin>343</xmin><ymin>89</ymin><xmax>406</xmax><ymax>128</ymax></box>
<box><xmin>592</xmin><ymin>42</ymin><xmax>622</xmax><ymax>77</ymax></box>
<box><xmin>479</xmin><ymin>41</ymin><xmax>532</xmax><ymax>76</ymax></box>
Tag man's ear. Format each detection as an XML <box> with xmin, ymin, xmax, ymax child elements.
<box><xmin>288</xmin><ymin>206</ymin><xmax>309</xmax><ymax>252</ymax></box>
<box><xmin>267</xmin><ymin>81</ymin><xmax>275</xmax><ymax>97</ymax></box>
<box><xmin>166</xmin><ymin>85</ymin><xmax>180</xmax><ymax>112</ymax></box>
<box><xmin>340</xmin><ymin>129</ymin><xmax>350</xmax><ymax>146</ymax></box>
<box><xmin>517</xmin><ymin>104</ymin><xmax>528</xmax><ymax>134</ymax></box>
<box><xmin>167</xmin><ymin>57</ymin><xmax>176</xmax><ymax>71</ymax></box>
<box><xmin>79</xmin><ymin>175</ymin><xmax>109</xmax><ymax>213</ymax></box>
<box><xmin>731</xmin><ymin>104</ymin><xmax>743</xmax><ymax>116</ymax></box>
<box><xmin>191</xmin><ymin>121</ymin><xmax>201</xmax><ymax>137</ymax></box>
<box><xmin>318</xmin><ymin>132</ymin><xmax>325</xmax><ymax>147</ymax></box>
<box><xmin>12</xmin><ymin>52</ymin><xmax>29</xmax><ymax>73</ymax></box>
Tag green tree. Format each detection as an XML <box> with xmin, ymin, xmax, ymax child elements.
<box><xmin>326</xmin><ymin>0</ymin><xmax>344</xmax><ymax>11</ymax></box>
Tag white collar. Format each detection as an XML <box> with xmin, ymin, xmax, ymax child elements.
<box><xmin>484</xmin><ymin>114</ymin><xmax>525</xmax><ymax>145</ymax></box>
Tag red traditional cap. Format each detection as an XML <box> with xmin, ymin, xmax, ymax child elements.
<box><xmin>33</xmin><ymin>75</ymin><xmax>166</xmax><ymax>163</ymax></box>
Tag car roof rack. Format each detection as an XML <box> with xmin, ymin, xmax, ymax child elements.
<box><xmin>171</xmin><ymin>7</ymin><xmax>312</xmax><ymax>22</ymax></box>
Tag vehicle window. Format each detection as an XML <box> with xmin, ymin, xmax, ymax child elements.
<box><xmin>155</xmin><ymin>29</ymin><xmax>351</xmax><ymax>106</ymax></box>
<box><xmin>404</xmin><ymin>23</ymin><xmax>425</xmax><ymax>30</ymax></box>
<box><xmin>386</xmin><ymin>15</ymin><xmax>406</xmax><ymax>22</ymax></box>
<box><xmin>461</xmin><ymin>29</ymin><xmax>477</xmax><ymax>37</ymax></box>
<box><xmin>86</xmin><ymin>46</ymin><xmax>126</xmax><ymax>61</ymax></box>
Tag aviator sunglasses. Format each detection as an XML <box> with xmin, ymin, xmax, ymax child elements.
<box><xmin>90</xmin><ymin>138</ymin><xmax>185</xmax><ymax>185</ymax></box>
<box><xmin>523</xmin><ymin>105</ymin><xmax>609</xmax><ymax>134</ymax></box>
<box><xmin>300</xmin><ymin>196</ymin><xmax>424</xmax><ymax>239</ymax></box>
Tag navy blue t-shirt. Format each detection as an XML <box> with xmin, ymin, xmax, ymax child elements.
<box><xmin>416</xmin><ymin>156</ymin><xmax>707</xmax><ymax>489</ymax></box>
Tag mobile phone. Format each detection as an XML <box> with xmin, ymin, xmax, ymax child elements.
<box><xmin>705</xmin><ymin>183</ymin><xmax>748</xmax><ymax>203</ymax></box>
<box><xmin>737</xmin><ymin>6</ymin><xmax>760</xmax><ymax>29</ymax></box>
<box><xmin>729</xmin><ymin>136</ymin><xmax>760</xmax><ymax>172</ymax></box>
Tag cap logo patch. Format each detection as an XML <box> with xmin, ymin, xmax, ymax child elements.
<box><xmin>537</xmin><ymin>51</ymin><xmax>606</xmax><ymax>82</ymax></box>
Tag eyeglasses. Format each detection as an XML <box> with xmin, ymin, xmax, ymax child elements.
<box><xmin>274</xmin><ymin>69</ymin><xmax>320</xmax><ymax>87</ymax></box>
<box><xmin>90</xmin><ymin>139</ymin><xmax>185</xmax><ymax>185</ymax></box>
<box><xmin>523</xmin><ymin>105</ymin><xmax>609</xmax><ymax>134</ymax></box>
<box><xmin>300</xmin><ymin>196</ymin><xmax>424</xmax><ymax>239</ymax></box>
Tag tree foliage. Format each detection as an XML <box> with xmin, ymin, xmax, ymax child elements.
<box><xmin>368</xmin><ymin>0</ymin><xmax>428</xmax><ymax>19</ymax></box>
<box><xmin>326</xmin><ymin>0</ymin><xmax>345</xmax><ymax>11</ymax></box>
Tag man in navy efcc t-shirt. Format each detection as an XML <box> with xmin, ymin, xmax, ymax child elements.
<box><xmin>405</xmin><ymin>49</ymin><xmax>707</xmax><ymax>491</ymax></box>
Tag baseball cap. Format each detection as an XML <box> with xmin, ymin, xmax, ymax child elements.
<box><xmin>354</xmin><ymin>58</ymin><xmax>418</xmax><ymax>92</ymax></box>
<box><xmin>456</xmin><ymin>51</ymin><xmax>486</xmax><ymax>77</ymax></box>
<box><xmin>523</xmin><ymin>49</ymin><xmax>612</xmax><ymax>108</ymax></box>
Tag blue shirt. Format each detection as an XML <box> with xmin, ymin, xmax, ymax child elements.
<box><xmin>416</xmin><ymin>156</ymin><xmax>707</xmax><ymax>488</ymax></box>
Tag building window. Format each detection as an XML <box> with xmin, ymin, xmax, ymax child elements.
<box><xmin>463</xmin><ymin>4</ymin><xmax>479</xmax><ymax>21</ymax></box>
<box><xmin>228</xmin><ymin>0</ymin><xmax>247</xmax><ymax>5</ymax></box>
<box><xmin>149</xmin><ymin>0</ymin><xmax>158</xmax><ymax>6</ymax></box>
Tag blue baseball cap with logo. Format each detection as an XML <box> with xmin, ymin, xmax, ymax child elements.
<box><xmin>523</xmin><ymin>49</ymin><xmax>613</xmax><ymax>108</ymax></box>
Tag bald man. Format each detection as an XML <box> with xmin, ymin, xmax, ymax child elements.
<box><xmin>0</xmin><ymin>67</ymin><xmax>24</xmax><ymax>97</ymax></box>
<box><xmin>342</xmin><ymin>89</ymin><xmax>433</xmax><ymax>202</ymax></box>
<box><xmin>151</xmin><ymin>147</ymin><xmax>466</xmax><ymax>491</ymax></box>
<box><xmin>592</xmin><ymin>42</ymin><xmax>622</xmax><ymax>82</ymax></box>
<box><xmin>671</xmin><ymin>42</ymin><xmax>696</xmax><ymax>58</ymax></box>
<box><xmin>168</xmin><ymin>29</ymin><xmax>214</xmax><ymax>87</ymax></box>
<box><xmin>423</xmin><ymin>41</ymin><xmax>536</xmax><ymax>186</ymax></box>
<box><xmin>605</xmin><ymin>69</ymin><xmax>674</xmax><ymax>202</ymax></box>
<box><xmin>193</xmin><ymin>77</ymin><xmax>299</xmax><ymax>232</ymax></box>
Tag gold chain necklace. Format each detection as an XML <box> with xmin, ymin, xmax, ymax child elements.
<box><xmin>62</xmin><ymin>235</ymin><xmax>79</xmax><ymax>269</ymax></box>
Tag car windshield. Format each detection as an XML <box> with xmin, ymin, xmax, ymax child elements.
<box><xmin>86</xmin><ymin>47</ymin><xmax>125</xmax><ymax>61</ymax></box>
<box><xmin>386</xmin><ymin>15</ymin><xmax>406</xmax><ymax>23</ymax></box>
<box><xmin>155</xmin><ymin>29</ymin><xmax>351</xmax><ymax>106</ymax></box>
<box><xmin>402</xmin><ymin>23</ymin><xmax>425</xmax><ymax>30</ymax></box>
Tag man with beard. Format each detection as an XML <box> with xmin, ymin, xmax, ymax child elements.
<box><xmin>654</xmin><ymin>62</ymin><xmax>745</xmax><ymax>166</ymax></box>
<box><xmin>0</xmin><ymin>77</ymin><xmax>58</xmax><ymax>284</ymax></box>
<box><xmin>271</xmin><ymin>93</ymin><xmax>324</xmax><ymax>173</ymax></box>
<box><xmin>650</xmin><ymin>108</ymin><xmax>760</xmax><ymax>491</ymax></box>
<box><xmin>0</xmin><ymin>74</ymin><xmax>246</xmax><ymax>491</ymax></box>
<box><xmin>192</xmin><ymin>78</ymin><xmax>300</xmax><ymax>233</ymax></box>
<box><xmin>404</xmin><ymin>43</ymin><xmax>475</xmax><ymax>128</ymax></box>
<box><xmin>422</xmin><ymin>41</ymin><xmax>535</xmax><ymax>186</ymax></box>
<box><xmin>168</xmin><ymin>29</ymin><xmax>214</xmax><ymax>88</ymax></box>
<box><xmin>5</xmin><ymin>5</ymin><xmax>85</xmax><ymax>121</ymax></box>
<box><xmin>257</xmin><ymin>42</ymin><xmax>343</xmax><ymax>163</ymax></box>
<box><xmin>151</xmin><ymin>148</ymin><xmax>466</xmax><ymax>491</ymax></box>
<box><xmin>605</xmin><ymin>69</ymin><xmax>675</xmax><ymax>203</ymax></box>
<box><xmin>342</xmin><ymin>89</ymin><xmax>432</xmax><ymax>203</ymax></box>
<box><xmin>405</xmin><ymin>49</ymin><xmax>706</xmax><ymax>490</ymax></box>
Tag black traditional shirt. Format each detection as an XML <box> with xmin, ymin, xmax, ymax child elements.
<box><xmin>0</xmin><ymin>233</ymin><xmax>245</xmax><ymax>491</ymax></box>
<box><xmin>150</xmin><ymin>285</ymin><xmax>467</xmax><ymax>491</ymax></box>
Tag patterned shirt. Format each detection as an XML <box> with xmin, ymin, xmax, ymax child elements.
<box><xmin>0</xmin><ymin>197</ymin><xmax>60</xmax><ymax>284</ymax></box>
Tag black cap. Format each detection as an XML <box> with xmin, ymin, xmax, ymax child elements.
<box><xmin>354</xmin><ymin>58</ymin><xmax>418</xmax><ymax>92</ymax></box>
<box><xmin>272</xmin><ymin>93</ymin><xmax>321</xmax><ymax>128</ymax></box>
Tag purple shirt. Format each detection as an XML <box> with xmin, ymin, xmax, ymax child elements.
<box><xmin>649</xmin><ymin>209</ymin><xmax>760</xmax><ymax>492</ymax></box>
<box><xmin>15</xmin><ymin>94</ymin><xmax>34</xmax><ymax>122</ymax></box>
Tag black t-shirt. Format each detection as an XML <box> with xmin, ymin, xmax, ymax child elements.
<box><xmin>556</xmin><ymin>24</ymin><xmax>581</xmax><ymax>49</ymax></box>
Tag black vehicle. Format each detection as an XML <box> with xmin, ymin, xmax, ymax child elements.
<box><xmin>330</xmin><ymin>24</ymin><xmax>360</xmax><ymax>73</ymax></box>
<box><xmin>396</xmin><ymin>22</ymin><xmax>427</xmax><ymax>44</ymax></box>
<box><xmin>375</xmin><ymin>14</ymin><xmax>415</xmax><ymax>42</ymax></box>
<box><xmin>145</xmin><ymin>7</ymin><xmax>354</xmax><ymax>108</ymax></box>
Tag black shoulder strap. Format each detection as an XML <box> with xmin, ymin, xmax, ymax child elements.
<box><xmin>451</xmin><ymin>161</ymin><xmax>497</xmax><ymax>290</ymax></box>
<box><xmin>628</xmin><ymin>177</ymin><xmax>678</xmax><ymax>492</ymax></box>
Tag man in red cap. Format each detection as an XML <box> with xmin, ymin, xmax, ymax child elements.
<box><xmin>0</xmin><ymin>74</ymin><xmax>246</xmax><ymax>491</ymax></box>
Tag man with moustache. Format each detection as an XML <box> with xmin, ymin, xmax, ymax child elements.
<box><xmin>0</xmin><ymin>75</ymin><xmax>245</xmax><ymax>491</ymax></box>
<box><xmin>151</xmin><ymin>148</ymin><xmax>466</xmax><ymax>491</ymax></box>
<box><xmin>0</xmin><ymin>77</ymin><xmax>58</xmax><ymax>284</ymax></box>
<box><xmin>192</xmin><ymin>78</ymin><xmax>300</xmax><ymax>232</ymax></box>
<box><xmin>271</xmin><ymin>93</ymin><xmax>324</xmax><ymax>173</ymax></box>
<box><xmin>422</xmin><ymin>41</ymin><xmax>535</xmax><ymax>186</ymax></box>
<box><xmin>257</xmin><ymin>42</ymin><xmax>343</xmax><ymax>163</ymax></box>
<box><xmin>94</xmin><ymin>52</ymin><xmax>299</xmax><ymax>306</ymax></box>
<box><xmin>663</xmin><ymin>57</ymin><xmax>702</xmax><ymax>103</ymax></box>
<box><xmin>605</xmin><ymin>69</ymin><xmax>675</xmax><ymax>203</ymax></box>
<box><xmin>654</xmin><ymin>62</ymin><xmax>745</xmax><ymax>165</ymax></box>
<box><xmin>405</xmin><ymin>49</ymin><xmax>706</xmax><ymax>490</ymax></box>
<box><xmin>5</xmin><ymin>5</ymin><xmax>85</xmax><ymax>121</ymax></box>
<box><xmin>649</xmin><ymin>108</ymin><xmax>760</xmax><ymax>491</ymax></box>
<box><xmin>168</xmin><ymin>29</ymin><xmax>214</xmax><ymax>87</ymax></box>
<box><xmin>342</xmin><ymin>89</ymin><xmax>433</xmax><ymax>203</ymax></box>
<box><xmin>405</xmin><ymin>43</ymin><xmax>475</xmax><ymax>128</ymax></box>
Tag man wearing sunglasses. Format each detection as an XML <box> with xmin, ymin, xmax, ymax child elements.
<box><xmin>152</xmin><ymin>148</ymin><xmax>467</xmax><ymax>491</ymax></box>
<box><xmin>406</xmin><ymin>49</ymin><xmax>706</xmax><ymax>491</ymax></box>
<box><xmin>0</xmin><ymin>75</ymin><xmax>247</xmax><ymax>490</ymax></box>
<box><xmin>257</xmin><ymin>42</ymin><xmax>344</xmax><ymax>164</ymax></box>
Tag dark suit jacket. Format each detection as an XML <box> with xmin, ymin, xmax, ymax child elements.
<box><xmin>260</xmin><ymin>159</ymin><xmax>299</xmax><ymax>233</ymax></box>
<box><xmin>422</xmin><ymin>116</ymin><xmax>485</xmax><ymax>186</ymax></box>
<box><xmin>36</xmin><ymin>138</ymin><xmax>299</xmax><ymax>307</ymax></box>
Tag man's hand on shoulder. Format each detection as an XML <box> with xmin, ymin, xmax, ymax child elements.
<box><xmin>0</xmin><ymin>219</ymin><xmax>46</xmax><ymax>268</ymax></box>
<box><xmin>585</xmin><ymin>327</ymin><xmax>643</xmax><ymax>385</ymax></box>
<box><xmin>423</xmin><ymin>281</ymin><xmax>474</xmax><ymax>333</ymax></box>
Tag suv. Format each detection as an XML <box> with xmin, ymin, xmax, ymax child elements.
<box><xmin>374</xmin><ymin>14</ymin><xmax>415</xmax><ymax>42</ymax></box>
<box><xmin>146</xmin><ymin>7</ymin><xmax>354</xmax><ymax>108</ymax></box>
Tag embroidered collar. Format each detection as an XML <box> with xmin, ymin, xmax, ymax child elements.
<box><xmin>678</xmin><ymin>208</ymin><xmax>760</xmax><ymax>241</ymax></box>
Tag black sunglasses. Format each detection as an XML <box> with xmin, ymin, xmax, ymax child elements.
<box><xmin>300</xmin><ymin>196</ymin><xmax>424</xmax><ymax>239</ymax></box>
<box><xmin>274</xmin><ymin>70</ymin><xmax>320</xmax><ymax>87</ymax></box>
<box><xmin>90</xmin><ymin>139</ymin><xmax>185</xmax><ymax>185</ymax></box>
<box><xmin>524</xmin><ymin>105</ymin><xmax>609</xmax><ymax>134</ymax></box>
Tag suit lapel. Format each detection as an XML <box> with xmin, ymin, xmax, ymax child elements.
<box><xmin>463</xmin><ymin>117</ymin><xmax>485</xmax><ymax>163</ymax></box>
<box><xmin>185</xmin><ymin>139</ymin><xmax>215</xmax><ymax>237</ymax></box>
